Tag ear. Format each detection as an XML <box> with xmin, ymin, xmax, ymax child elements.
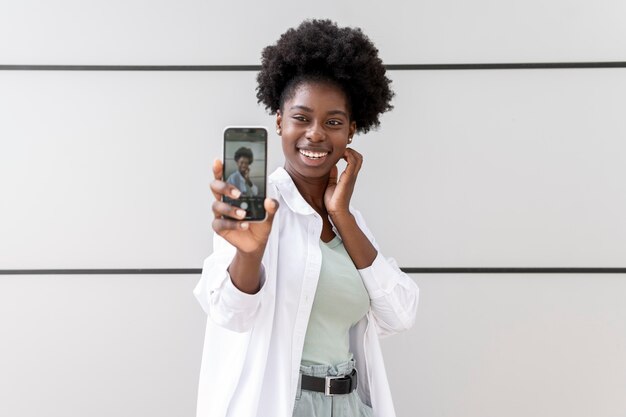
<box><xmin>276</xmin><ymin>110</ymin><xmax>282</xmax><ymax>131</ymax></box>
<box><xmin>348</xmin><ymin>120</ymin><xmax>356</xmax><ymax>138</ymax></box>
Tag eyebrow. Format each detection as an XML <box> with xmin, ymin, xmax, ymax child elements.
<box><xmin>289</xmin><ymin>105</ymin><xmax>348</xmax><ymax>118</ymax></box>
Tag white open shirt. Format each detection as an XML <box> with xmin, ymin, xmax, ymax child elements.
<box><xmin>193</xmin><ymin>167</ymin><xmax>419</xmax><ymax>417</ymax></box>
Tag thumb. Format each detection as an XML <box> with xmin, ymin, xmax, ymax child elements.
<box><xmin>264</xmin><ymin>198</ymin><xmax>280</xmax><ymax>224</ymax></box>
<box><xmin>328</xmin><ymin>165</ymin><xmax>338</xmax><ymax>186</ymax></box>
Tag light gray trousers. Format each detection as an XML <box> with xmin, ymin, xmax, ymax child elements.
<box><xmin>293</xmin><ymin>360</ymin><xmax>373</xmax><ymax>417</ymax></box>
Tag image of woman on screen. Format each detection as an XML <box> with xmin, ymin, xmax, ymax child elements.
<box><xmin>226</xmin><ymin>146</ymin><xmax>258</xmax><ymax>197</ymax></box>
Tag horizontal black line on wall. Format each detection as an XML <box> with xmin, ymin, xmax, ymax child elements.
<box><xmin>1</xmin><ymin>62</ymin><xmax>626</xmax><ymax>72</ymax></box>
<box><xmin>1</xmin><ymin>268</ymin><xmax>625</xmax><ymax>275</ymax></box>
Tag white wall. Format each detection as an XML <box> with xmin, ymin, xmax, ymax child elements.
<box><xmin>2</xmin><ymin>1</ymin><xmax>626</xmax><ymax>416</ymax></box>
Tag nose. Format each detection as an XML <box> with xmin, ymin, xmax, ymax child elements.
<box><xmin>306</xmin><ymin>122</ymin><xmax>325</xmax><ymax>142</ymax></box>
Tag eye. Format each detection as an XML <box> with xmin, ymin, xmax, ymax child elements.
<box><xmin>327</xmin><ymin>119</ymin><xmax>343</xmax><ymax>126</ymax></box>
<box><xmin>292</xmin><ymin>115</ymin><xmax>308</xmax><ymax>122</ymax></box>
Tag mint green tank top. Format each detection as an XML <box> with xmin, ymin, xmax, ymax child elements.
<box><xmin>301</xmin><ymin>236</ymin><xmax>371</xmax><ymax>366</ymax></box>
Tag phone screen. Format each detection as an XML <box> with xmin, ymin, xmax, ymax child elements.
<box><xmin>223</xmin><ymin>127</ymin><xmax>268</xmax><ymax>221</ymax></box>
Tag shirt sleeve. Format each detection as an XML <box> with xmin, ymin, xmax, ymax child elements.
<box><xmin>226</xmin><ymin>172</ymin><xmax>239</xmax><ymax>188</ymax></box>
<box><xmin>352</xmin><ymin>209</ymin><xmax>420</xmax><ymax>338</ymax></box>
<box><xmin>193</xmin><ymin>233</ymin><xmax>266</xmax><ymax>333</ymax></box>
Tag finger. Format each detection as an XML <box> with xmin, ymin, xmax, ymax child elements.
<box><xmin>343</xmin><ymin>148</ymin><xmax>363</xmax><ymax>177</ymax></box>
<box><xmin>210</xmin><ymin>159</ymin><xmax>238</xmax><ymax>202</ymax></box>
<box><xmin>212</xmin><ymin>158</ymin><xmax>223</xmax><ymax>180</ymax></box>
<box><xmin>212</xmin><ymin>200</ymin><xmax>247</xmax><ymax>220</ymax></box>
<box><xmin>345</xmin><ymin>148</ymin><xmax>363</xmax><ymax>165</ymax></box>
<box><xmin>263</xmin><ymin>198</ymin><xmax>280</xmax><ymax>224</ymax></box>
<box><xmin>211</xmin><ymin>179</ymin><xmax>242</xmax><ymax>202</ymax></box>
<box><xmin>213</xmin><ymin>218</ymin><xmax>250</xmax><ymax>233</ymax></box>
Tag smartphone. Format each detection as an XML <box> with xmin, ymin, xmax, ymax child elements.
<box><xmin>222</xmin><ymin>126</ymin><xmax>268</xmax><ymax>221</ymax></box>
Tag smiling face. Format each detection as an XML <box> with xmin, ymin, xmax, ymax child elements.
<box><xmin>277</xmin><ymin>81</ymin><xmax>356</xmax><ymax>181</ymax></box>
<box><xmin>236</xmin><ymin>156</ymin><xmax>251</xmax><ymax>176</ymax></box>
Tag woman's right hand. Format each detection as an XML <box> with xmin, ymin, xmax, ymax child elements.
<box><xmin>210</xmin><ymin>159</ymin><xmax>279</xmax><ymax>256</ymax></box>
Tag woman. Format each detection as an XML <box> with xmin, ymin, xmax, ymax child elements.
<box><xmin>226</xmin><ymin>147</ymin><xmax>258</xmax><ymax>197</ymax></box>
<box><xmin>194</xmin><ymin>19</ymin><xmax>419</xmax><ymax>417</ymax></box>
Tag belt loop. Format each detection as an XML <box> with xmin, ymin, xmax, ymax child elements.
<box><xmin>296</xmin><ymin>371</ymin><xmax>303</xmax><ymax>400</ymax></box>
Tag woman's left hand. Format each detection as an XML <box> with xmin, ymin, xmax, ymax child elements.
<box><xmin>324</xmin><ymin>148</ymin><xmax>363</xmax><ymax>217</ymax></box>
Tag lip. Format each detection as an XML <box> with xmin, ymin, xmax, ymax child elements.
<box><xmin>298</xmin><ymin>148</ymin><xmax>330</xmax><ymax>167</ymax></box>
<box><xmin>299</xmin><ymin>148</ymin><xmax>329</xmax><ymax>157</ymax></box>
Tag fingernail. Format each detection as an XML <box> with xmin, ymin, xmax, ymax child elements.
<box><xmin>236</xmin><ymin>209</ymin><xmax>246</xmax><ymax>217</ymax></box>
<box><xmin>240</xmin><ymin>222</ymin><xmax>249</xmax><ymax>230</ymax></box>
<box><xmin>231</xmin><ymin>189</ymin><xmax>241</xmax><ymax>198</ymax></box>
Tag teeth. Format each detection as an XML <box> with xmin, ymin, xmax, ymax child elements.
<box><xmin>299</xmin><ymin>149</ymin><xmax>328</xmax><ymax>159</ymax></box>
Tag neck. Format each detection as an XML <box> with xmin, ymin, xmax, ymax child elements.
<box><xmin>284</xmin><ymin>164</ymin><xmax>329</xmax><ymax>214</ymax></box>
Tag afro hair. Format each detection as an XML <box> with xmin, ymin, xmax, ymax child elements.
<box><xmin>234</xmin><ymin>146</ymin><xmax>254</xmax><ymax>163</ymax></box>
<box><xmin>256</xmin><ymin>19</ymin><xmax>394</xmax><ymax>134</ymax></box>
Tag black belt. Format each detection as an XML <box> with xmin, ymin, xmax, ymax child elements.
<box><xmin>300</xmin><ymin>369</ymin><xmax>357</xmax><ymax>396</ymax></box>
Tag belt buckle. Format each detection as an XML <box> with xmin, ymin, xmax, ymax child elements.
<box><xmin>324</xmin><ymin>375</ymin><xmax>341</xmax><ymax>396</ymax></box>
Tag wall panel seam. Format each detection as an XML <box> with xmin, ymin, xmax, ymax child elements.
<box><xmin>1</xmin><ymin>62</ymin><xmax>626</xmax><ymax>71</ymax></box>
<box><xmin>1</xmin><ymin>268</ymin><xmax>626</xmax><ymax>275</ymax></box>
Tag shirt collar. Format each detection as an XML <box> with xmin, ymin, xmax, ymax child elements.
<box><xmin>269</xmin><ymin>167</ymin><xmax>316</xmax><ymax>216</ymax></box>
